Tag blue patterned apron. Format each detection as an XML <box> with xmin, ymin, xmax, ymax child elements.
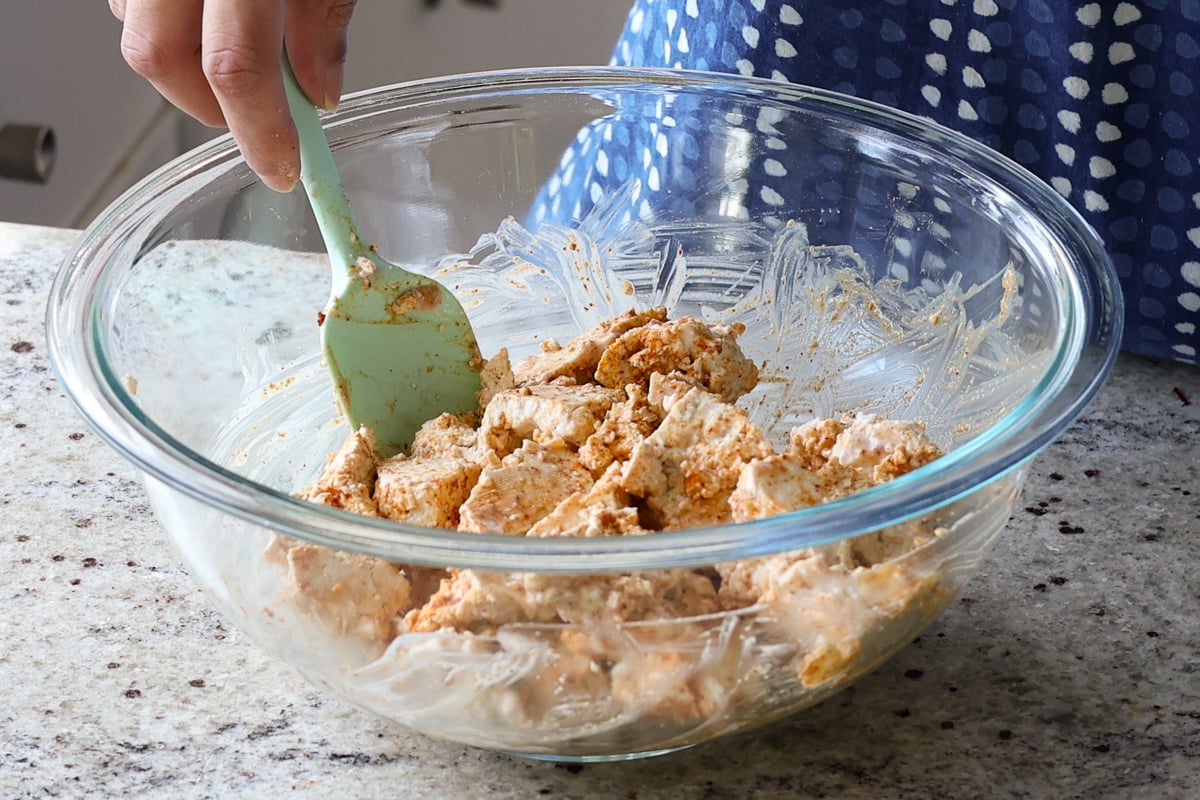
<box><xmin>532</xmin><ymin>0</ymin><xmax>1200</xmax><ymax>364</ymax></box>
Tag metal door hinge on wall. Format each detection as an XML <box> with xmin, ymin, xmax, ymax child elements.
<box><xmin>0</xmin><ymin>123</ymin><xmax>55</xmax><ymax>184</ymax></box>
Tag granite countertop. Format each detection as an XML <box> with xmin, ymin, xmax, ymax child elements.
<box><xmin>2</xmin><ymin>220</ymin><xmax>1198</xmax><ymax>799</ymax></box>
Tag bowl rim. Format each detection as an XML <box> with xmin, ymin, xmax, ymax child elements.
<box><xmin>46</xmin><ymin>66</ymin><xmax>1124</xmax><ymax>572</ymax></box>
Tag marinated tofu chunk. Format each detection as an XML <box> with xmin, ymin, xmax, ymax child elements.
<box><xmin>732</xmin><ymin>414</ymin><xmax>941</xmax><ymax>522</ymax></box>
<box><xmin>297</xmin><ymin>425</ymin><xmax>380</xmax><ymax>517</ymax></box>
<box><xmin>826</xmin><ymin>414</ymin><xmax>942</xmax><ymax>482</ymax></box>
<box><xmin>375</xmin><ymin>455</ymin><xmax>481</xmax><ymax>528</ymax></box>
<box><xmin>513</xmin><ymin>306</ymin><xmax>668</xmax><ymax>385</ymax></box>
<box><xmin>407</xmin><ymin>566</ymin><xmax>720</xmax><ymax>635</ymax></box>
<box><xmin>729</xmin><ymin>455</ymin><xmax>829</xmax><ymax>521</ymax></box>
<box><xmin>477</xmin><ymin>347</ymin><xmax>516</xmax><ymax>408</ymax></box>
<box><xmin>410</xmin><ymin>412</ymin><xmax>480</xmax><ymax>462</ymax></box>
<box><xmin>595</xmin><ymin>316</ymin><xmax>759</xmax><ymax>403</ymax></box>
<box><xmin>268</xmin><ymin>541</ymin><xmax>412</xmax><ymax>643</ymax></box>
<box><xmin>621</xmin><ymin>387</ymin><xmax>774</xmax><ymax>529</ymax></box>
<box><xmin>457</xmin><ymin>439</ymin><xmax>594</xmax><ymax>534</ymax></box>
<box><xmin>526</xmin><ymin>463</ymin><xmax>644</xmax><ymax>538</ymax></box>
<box><xmin>479</xmin><ymin>382</ymin><xmax>623</xmax><ymax>456</ymax></box>
<box><xmin>578</xmin><ymin>384</ymin><xmax>662</xmax><ymax>475</ymax></box>
<box><xmin>404</xmin><ymin>568</ymin><xmax>559</xmax><ymax>634</ymax></box>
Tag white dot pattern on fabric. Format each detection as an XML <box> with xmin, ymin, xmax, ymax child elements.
<box><xmin>1078</xmin><ymin>3</ymin><xmax>1102</xmax><ymax>26</ymax></box>
<box><xmin>528</xmin><ymin>0</ymin><xmax>1200</xmax><ymax>365</ymax></box>
<box><xmin>1108</xmin><ymin>42</ymin><xmax>1136</xmax><ymax>64</ymax></box>
<box><xmin>1063</xmin><ymin>76</ymin><xmax>1091</xmax><ymax>100</ymax></box>
<box><xmin>1090</xmin><ymin>156</ymin><xmax>1116</xmax><ymax>179</ymax></box>
<box><xmin>760</xmin><ymin>185</ymin><xmax>785</xmax><ymax>206</ymax></box>
<box><xmin>1101</xmin><ymin>82</ymin><xmax>1129</xmax><ymax>104</ymax></box>
<box><xmin>1095</xmin><ymin>122</ymin><xmax>1121</xmax><ymax>142</ymax></box>
<box><xmin>1113</xmin><ymin>2</ymin><xmax>1141</xmax><ymax>25</ymax></box>
<box><xmin>966</xmin><ymin>29</ymin><xmax>991</xmax><ymax>52</ymax></box>
<box><xmin>1181</xmin><ymin>262</ymin><xmax>1200</xmax><ymax>287</ymax></box>
<box><xmin>1058</xmin><ymin>110</ymin><xmax>1082</xmax><ymax>133</ymax></box>
<box><xmin>1084</xmin><ymin>190</ymin><xmax>1109</xmax><ymax>212</ymax></box>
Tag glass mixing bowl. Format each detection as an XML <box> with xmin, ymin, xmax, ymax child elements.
<box><xmin>47</xmin><ymin>68</ymin><xmax>1122</xmax><ymax>761</ymax></box>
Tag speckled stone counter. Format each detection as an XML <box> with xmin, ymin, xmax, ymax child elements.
<box><xmin>2</xmin><ymin>220</ymin><xmax>1198</xmax><ymax>799</ymax></box>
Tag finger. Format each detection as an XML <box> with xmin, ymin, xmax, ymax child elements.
<box><xmin>118</xmin><ymin>0</ymin><xmax>226</xmax><ymax>128</ymax></box>
<box><xmin>109</xmin><ymin>0</ymin><xmax>128</xmax><ymax>22</ymax></box>
<box><xmin>201</xmin><ymin>0</ymin><xmax>299</xmax><ymax>192</ymax></box>
<box><xmin>284</xmin><ymin>0</ymin><xmax>357</xmax><ymax>111</ymax></box>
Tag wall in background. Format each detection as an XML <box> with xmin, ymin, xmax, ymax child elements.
<box><xmin>0</xmin><ymin>0</ymin><xmax>630</xmax><ymax>229</ymax></box>
<box><xmin>1</xmin><ymin>2</ymin><xmax>169</xmax><ymax>228</ymax></box>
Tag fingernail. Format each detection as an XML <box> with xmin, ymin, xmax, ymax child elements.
<box><xmin>322</xmin><ymin>64</ymin><xmax>344</xmax><ymax>112</ymax></box>
<box><xmin>269</xmin><ymin>162</ymin><xmax>299</xmax><ymax>193</ymax></box>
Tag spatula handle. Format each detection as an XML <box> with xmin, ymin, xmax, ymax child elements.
<box><xmin>281</xmin><ymin>52</ymin><xmax>368</xmax><ymax>287</ymax></box>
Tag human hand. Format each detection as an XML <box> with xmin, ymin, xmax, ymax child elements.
<box><xmin>111</xmin><ymin>0</ymin><xmax>357</xmax><ymax>192</ymax></box>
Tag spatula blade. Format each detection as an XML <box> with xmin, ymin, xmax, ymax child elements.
<box><xmin>321</xmin><ymin>280</ymin><xmax>482</xmax><ymax>456</ymax></box>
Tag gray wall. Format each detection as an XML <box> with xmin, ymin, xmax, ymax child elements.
<box><xmin>1</xmin><ymin>0</ymin><xmax>630</xmax><ymax>228</ymax></box>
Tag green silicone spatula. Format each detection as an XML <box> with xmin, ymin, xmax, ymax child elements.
<box><xmin>282</xmin><ymin>57</ymin><xmax>482</xmax><ymax>456</ymax></box>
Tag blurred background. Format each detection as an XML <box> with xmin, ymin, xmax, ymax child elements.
<box><xmin>0</xmin><ymin>0</ymin><xmax>629</xmax><ymax>228</ymax></box>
